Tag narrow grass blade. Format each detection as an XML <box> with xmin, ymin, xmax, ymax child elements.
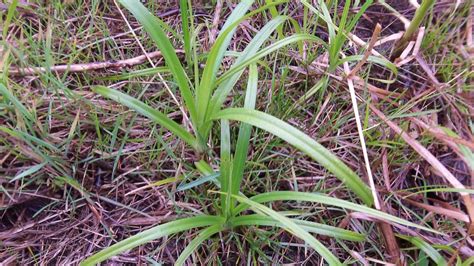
<box><xmin>80</xmin><ymin>215</ymin><xmax>224</xmax><ymax>266</ymax></box>
<box><xmin>338</xmin><ymin>55</ymin><xmax>398</xmax><ymax>78</ymax></box>
<box><xmin>197</xmin><ymin>0</ymin><xmax>254</xmax><ymax>128</ymax></box>
<box><xmin>93</xmin><ymin>86</ymin><xmax>200</xmax><ymax>150</ymax></box>
<box><xmin>462</xmin><ymin>256</ymin><xmax>474</xmax><ymax>266</ymax></box>
<box><xmin>175</xmin><ymin>224</ymin><xmax>224</xmax><ymax>265</ymax></box>
<box><xmin>396</xmin><ymin>234</ymin><xmax>447</xmax><ymax>265</ymax></box>
<box><xmin>403</xmin><ymin>187</ymin><xmax>474</xmax><ymax>198</ymax></box>
<box><xmin>117</xmin><ymin>0</ymin><xmax>197</xmax><ymax>127</ymax></box>
<box><xmin>216</xmin><ymin>34</ymin><xmax>325</xmax><ymax>85</ymax></box>
<box><xmin>206</xmin><ymin>16</ymin><xmax>289</xmax><ymax>128</ymax></box>
<box><xmin>212</xmin><ymin>108</ymin><xmax>373</xmax><ymax>205</ymax></box>
<box><xmin>128</xmin><ymin>176</ymin><xmax>183</xmax><ymax>196</ymax></box>
<box><xmin>298</xmin><ymin>75</ymin><xmax>329</xmax><ymax>104</ymax></box>
<box><xmin>0</xmin><ymin>83</ymin><xmax>34</xmax><ymax>122</ymax></box>
<box><xmin>195</xmin><ymin>160</ymin><xmax>214</xmax><ymax>175</ymax></box>
<box><xmin>440</xmin><ymin>126</ymin><xmax>474</xmax><ymax>171</ymax></box>
<box><xmin>179</xmin><ymin>0</ymin><xmax>191</xmax><ymax>63</ymax></box>
<box><xmin>393</xmin><ymin>0</ymin><xmax>435</xmax><ymax>58</ymax></box>
<box><xmin>10</xmin><ymin>162</ymin><xmax>47</xmax><ymax>182</ymax></box>
<box><xmin>346</xmin><ymin>0</ymin><xmax>373</xmax><ymax>33</ymax></box>
<box><xmin>98</xmin><ymin>67</ymin><xmax>169</xmax><ymax>81</ymax></box>
<box><xmin>0</xmin><ymin>126</ymin><xmax>58</xmax><ymax>152</ymax></box>
<box><xmin>177</xmin><ymin>172</ymin><xmax>219</xmax><ymax>192</ymax></box>
<box><xmin>230</xmin><ymin>214</ymin><xmax>365</xmax><ymax>241</ymax></box>
<box><xmin>230</xmin><ymin>194</ymin><xmax>342</xmax><ymax>265</ymax></box>
<box><xmin>197</xmin><ymin>0</ymin><xmax>288</xmax><ymax>138</ymax></box>
<box><xmin>301</xmin><ymin>0</ymin><xmax>376</xmax><ymax>71</ymax></box>
<box><xmin>2</xmin><ymin>0</ymin><xmax>18</xmax><ymax>40</ymax></box>
<box><xmin>312</xmin><ymin>0</ymin><xmax>335</xmax><ymax>40</ymax></box>
<box><xmin>230</xmin><ymin>64</ymin><xmax>258</xmax><ymax>207</ymax></box>
<box><xmin>265</xmin><ymin>0</ymin><xmax>284</xmax><ymax>38</ymax></box>
<box><xmin>220</xmin><ymin>119</ymin><xmax>233</xmax><ymax>217</ymax></box>
<box><xmin>328</xmin><ymin>0</ymin><xmax>351</xmax><ymax>70</ymax></box>
<box><xmin>233</xmin><ymin>191</ymin><xmax>439</xmax><ymax>234</ymax></box>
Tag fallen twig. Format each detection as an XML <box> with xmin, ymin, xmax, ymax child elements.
<box><xmin>349</xmin><ymin>23</ymin><xmax>382</xmax><ymax>77</ymax></box>
<box><xmin>6</xmin><ymin>50</ymin><xmax>184</xmax><ymax>76</ymax></box>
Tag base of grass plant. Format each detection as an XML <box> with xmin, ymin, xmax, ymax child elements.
<box><xmin>391</xmin><ymin>0</ymin><xmax>435</xmax><ymax>59</ymax></box>
<box><xmin>81</xmin><ymin>190</ymin><xmax>439</xmax><ymax>265</ymax></box>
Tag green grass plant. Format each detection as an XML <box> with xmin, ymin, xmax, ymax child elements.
<box><xmin>79</xmin><ymin>0</ymin><xmax>440</xmax><ymax>265</ymax></box>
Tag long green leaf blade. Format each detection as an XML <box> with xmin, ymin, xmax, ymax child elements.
<box><xmin>11</xmin><ymin>162</ymin><xmax>47</xmax><ymax>182</ymax></box>
<box><xmin>197</xmin><ymin>0</ymin><xmax>254</xmax><ymax>129</ymax></box>
<box><xmin>93</xmin><ymin>86</ymin><xmax>200</xmax><ymax>150</ymax></box>
<box><xmin>117</xmin><ymin>0</ymin><xmax>198</xmax><ymax>127</ymax></box>
<box><xmin>230</xmin><ymin>64</ymin><xmax>258</xmax><ymax>208</ymax></box>
<box><xmin>0</xmin><ymin>83</ymin><xmax>34</xmax><ymax>122</ymax></box>
<box><xmin>206</xmin><ymin>16</ymin><xmax>288</xmax><ymax>127</ymax></box>
<box><xmin>194</xmin><ymin>1</ymin><xmax>290</xmax><ymax>136</ymax></box>
<box><xmin>175</xmin><ymin>224</ymin><xmax>224</xmax><ymax>265</ymax></box>
<box><xmin>212</xmin><ymin>108</ymin><xmax>373</xmax><ymax>205</ymax></box>
<box><xmin>233</xmin><ymin>191</ymin><xmax>439</xmax><ymax>234</ymax></box>
<box><xmin>231</xmin><ymin>214</ymin><xmax>365</xmax><ymax>241</ymax></box>
<box><xmin>177</xmin><ymin>172</ymin><xmax>220</xmax><ymax>192</ymax></box>
<box><xmin>231</xmin><ymin>194</ymin><xmax>342</xmax><ymax>265</ymax></box>
<box><xmin>80</xmin><ymin>215</ymin><xmax>224</xmax><ymax>266</ymax></box>
<box><xmin>338</xmin><ymin>55</ymin><xmax>398</xmax><ymax>77</ymax></box>
<box><xmin>220</xmin><ymin>119</ymin><xmax>232</xmax><ymax>217</ymax></box>
<box><xmin>216</xmin><ymin>34</ymin><xmax>325</xmax><ymax>85</ymax></box>
<box><xmin>179</xmin><ymin>0</ymin><xmax>191</xmax><ymax>63</ymax></box>
<box><xmin>396</xmin><ymin>234</ymin><xmax>447</xmax><ymax>265</ymax></box>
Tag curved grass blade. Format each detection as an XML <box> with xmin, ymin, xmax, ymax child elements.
<box><xmin>0</xmin><ymin>83</ymin><xmax>34</xmax><ymax>122</ymax></box>
<box><xmin>2</xmin><ymin>0</ymin><xmax>18</xmax><ymax>41</ymax></box>
<box><xmin>197</xmin><ymin>0</ymin><xmax>254</xmax><ymax>128</ymax></box>
<box><xmin>301</xmin><ymin>0</ymin><xmax>379</xmax><ymax>71</ymax></box>
<box><xmin>0</xmin><ymin>126</ymin><xmax>58</xmax><ymax>152</ymax></box>
<box><xmin>233</xmin><ymin>191</ymin><xmax>439</xmax><ymax>234</ymax></box>
<box><xmin>296</xmin><ymin>75</ymin><xmax>329</xmax><ymax>104</ymax></box>
<box><xmin>288</xmin><ymin>17</ymin><xmax>305</xmax><ymax>54</ymax></box>
<box><xmin>205</xmin><ymin>16</ymin><xmax>289</xmax><ymax>131</ymax></box>
<box><xmin>80</xmin><ymin>215</ymin><xmax>224</xmax><ymax>266</ymax></box>
<box><xmin>266</xmin><ymin>0</ymin><xmax>284</xmax><ymax>38</ymax></box>
<box><xmin>231</xmin><ymin>214</ymin><xmax>365</xmax><ymax>241</ymax></box>
<box><xmin>216</xmin><ymin>34</ymin><xmax>325</xmax><ymax>85</ymax></box>
<box><xmin>175</xmin><ymin>224</ymin><xmax>224</xmax><ymax>265</ymax></box>
<box><xmin>396</xmin><ymin>234</ymin><xmax>447</xmax><ymax>265</ymax></box>
<box><xmin>212</xmin><ymin>108</ymin><xmax>373</xmax><ymax>205</ymax></box>
<box><xmin>193</xmin><ymin>0</ymin><xmax>288</xmax><ymax>134</ymax></box>
<box><xmin>403</xmin><ymin>187</ymin><xmax>474</xmax><ymax>198</ymax></box>
<box><xmin>346</xmin><ymin>0</ymin><xmax>373</xmax><ymax>33</ymax></box>
<box><xmin>177</xmin><ymin>172</ymin><xmax>220</xmax><ymax>192</ymax></box>
<box><xmin>10</xmin><ymin>162</ymin><xmax>47</xmax><ymax>182</ymax></box>
<box><xmin>338</xmin><ymin>55</ymin><xmax>398</xmax><ymax>80</ymax></box>
<box><xmin>117</xmin><ymin>0</ymin><xmax>198</xmax><ymax>127</ymax></box>
<box><xmin>93</xmin><ymin>86</ymin><xmax>200</xmax><ymax>151</ymax></box>
<box><xmin>231</xmin><ymin>194</ymin><xmax>342</xmax><ymax>265</ymax></box>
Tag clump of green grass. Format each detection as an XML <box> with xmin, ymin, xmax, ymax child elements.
<box><xmin>79</xmin><ymin>0</ymin><xmax>439</xmax><ymax>265</ymax></box>
<box><xmin>3</xmin><ymin>0</ymin><xmax>470</xmax><ymax>264</ymax></box>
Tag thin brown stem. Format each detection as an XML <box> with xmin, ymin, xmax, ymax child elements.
<box><xmin>6</xmin><ymin>50</ymin><xmax>184</xmax><ymax>76</ymax></box>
